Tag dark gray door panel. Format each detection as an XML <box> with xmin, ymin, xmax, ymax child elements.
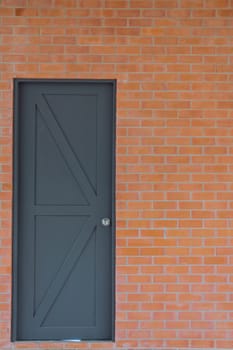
<box><xmin>12</xmin><ymin>80</ymin><xmax>115</xmax><ymax>341</ymax></box>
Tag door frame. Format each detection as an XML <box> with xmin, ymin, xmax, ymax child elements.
<box><xmin>11</xmin><ymin>78</ymin><xmax>116</xmax><ymax>341</ymax></box>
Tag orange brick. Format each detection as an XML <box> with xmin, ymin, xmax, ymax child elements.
<box><xmin>0</xmin><ymin>8</ymin><xmax>14</xmax><ymax>15</ymax></box>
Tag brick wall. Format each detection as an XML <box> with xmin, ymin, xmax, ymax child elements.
<box><xmin>1</xmin><ymin>0</ymin><xmax>233</xmax><ymax>349</ymax></box>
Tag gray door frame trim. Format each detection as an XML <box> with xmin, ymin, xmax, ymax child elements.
<box><xmin>11</xmin><ymin>78</ymin><xmax>116</xmax><ymax>342</ymax></box>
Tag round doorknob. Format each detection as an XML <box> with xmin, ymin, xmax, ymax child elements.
<box><xmin>101</xmin><ymin>218</ymin><xmax>111</xmax><ymax>226</ymax></box>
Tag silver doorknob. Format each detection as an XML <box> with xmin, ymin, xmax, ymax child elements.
<box><xmin>101</xmin><ymin>218</ymin><xmax>111</xmax><ymax>226</ymax></box>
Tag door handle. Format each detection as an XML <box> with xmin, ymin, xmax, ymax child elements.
<box><xmin>101</xmin><ymin>218</ymin><xmax>111</xmax><ymax>227</ymax></box>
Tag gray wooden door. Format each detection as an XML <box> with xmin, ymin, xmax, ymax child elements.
<box><xmin>13</xmin><ymin>80</ymin><xmax>115</xmax><ymax>341</ymax></box>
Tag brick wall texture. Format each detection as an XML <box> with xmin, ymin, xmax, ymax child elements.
<box><xmin>1</xmin><ymin>0</ymin><xmax>233</xmax><ymax>349</ymax></box>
